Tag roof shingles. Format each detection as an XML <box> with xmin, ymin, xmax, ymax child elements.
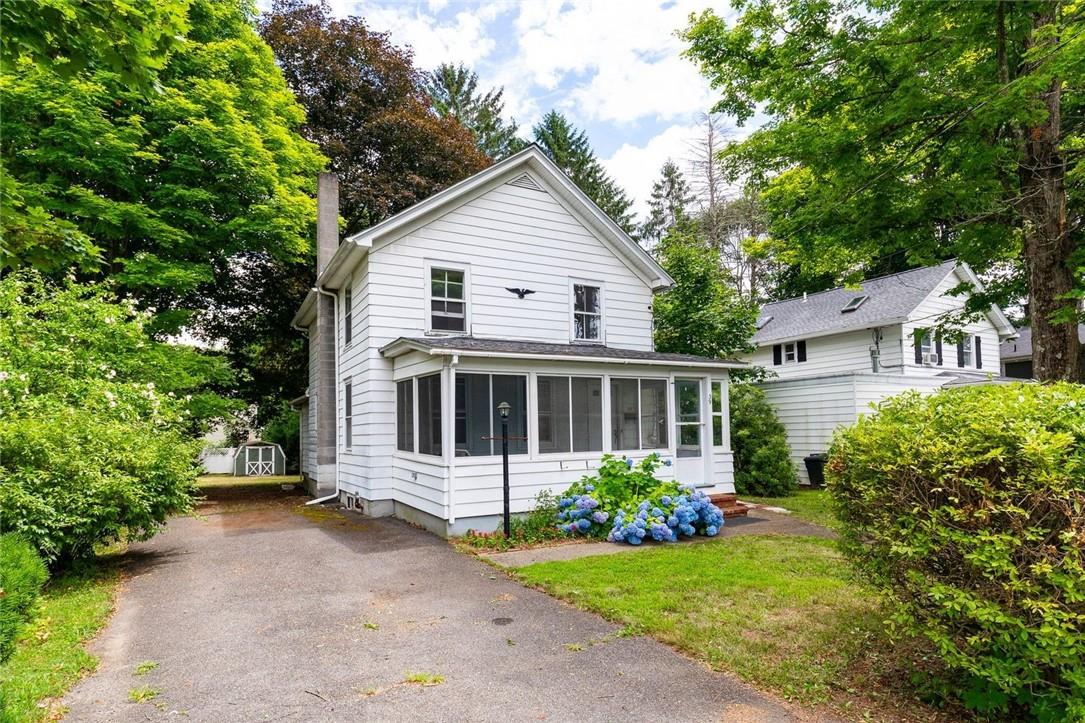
<box><xmin>752</xmin><ymin>261</ymin><xmax>957</xmax><ymax>345</ymax></box>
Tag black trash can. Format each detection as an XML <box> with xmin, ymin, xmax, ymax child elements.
<box><xmin>803</xmin><ymin>453</ymin><xmax>828</xmax><ymax>488</ymax></box>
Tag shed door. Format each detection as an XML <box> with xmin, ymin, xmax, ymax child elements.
<box><xmin>246</xmin><ymin>446</ymin><xmax>274</xmax><ymax>476</ymax></box>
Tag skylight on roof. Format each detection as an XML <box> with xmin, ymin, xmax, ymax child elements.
<box><xmin>840</xmin><ymin>295</ymin><xmax>868</xmax><ymax>313</ymax></box>
<box><xmin>755</xmin><ymin>315</ymin><xmax>773</xmax><ymax>330</ymax></box>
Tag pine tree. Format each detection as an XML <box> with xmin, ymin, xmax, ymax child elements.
<box><xmin>531</xmin><ymin>111</ymin><xmax>635</xmax><ymax>234</ymax></box>
<box><xmin>424</xmin><ymin>63</ymin><xmax>525</xmax><ymax>160</ymax></box>
<box><xmin>640</xmin><ymin>160</ymin><xmax>693</xmax><ymax>250</ymax></box>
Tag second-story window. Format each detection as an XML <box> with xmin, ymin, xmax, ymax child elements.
<box><xmin>430</xmin><ymin>267</ymin><xmax>465</xmax><ymax>332</ymax></box>
<box><xmin>572</xmin><ymin>283</ymin><xmax>602</xmax><ymax>342</ymax></box>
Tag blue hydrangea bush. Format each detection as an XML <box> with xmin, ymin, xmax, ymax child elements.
<box><xmin>556</xmin><ymin>454</ymin><xmax>724</xmax><ymax>544</ymax></box>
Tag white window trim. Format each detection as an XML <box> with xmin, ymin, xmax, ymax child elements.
<box><xmin>424</xmin><ymin>259</ymin><xmax>471</xmax><ymax>335</ymax></box>
<box><xmin>342</xmin><ymin>378</ymin><xmax>353</xmax><ymax>451</ymax></box>
<box><xmin>783</xmin><ymin>341</ymin><xmax>798</xmax><ymax>364</ymax></box>
<box><xmin>961</xmin><ymin>335</ymin><xmax>974</xmax><ymax>368</ymax></box>
<box><xmin>569</xmin><ymin>278</ymin><xmax>606</xmax><ymax>344</ymax></box>
<box><xmin>343</xmin><ymin>275</ymin><xmax>353</xmax><ymax>348</ymax></box>
<box><xmin>452</xmin><ymin>371</ymin><xmax>529</xmax><ymax>459</ymax></box>
<box><xmin>609</xmin><ymin>375</ymin><xmax>669</xmax><ymax>453</ymax></box>
<box><xmin>710</xmin><ymin>380</ymin><xmax>726</xmax><ymax>449</ymax></box>
<box><xmin>534</xmin><ymin>374</ymin><xmax>605</xmax><ymax>457</ymax></box>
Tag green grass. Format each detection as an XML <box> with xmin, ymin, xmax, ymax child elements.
<box><xmin>0</xmin><ymin>561</ymin><xmax>121</xmax><ymax>722</ymax></box>
<box><xmin>197</xmin><ymin>474</ymin><xmax>301</xmax><ymax>488</ymax></box>
<box><xmin>402</xmin><ymin>671</ymin><xmax>444</xmax><ymax>686</ymax></box>
<box><xmin>127</xmin><ymin>685</ymin><xmax>160</xmax><ymax>703</ymax></box>
<box><xmin>740</xmin><ymin>489</ymin><xmax>839</xmax><ymax>530</ymax></box>
<box><xmin>517</xmin><ymin>535</ymin><xmax>887</xmax><ymax>707</ymax></box>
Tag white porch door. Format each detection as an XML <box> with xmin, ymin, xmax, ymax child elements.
<box><xmin>674</xmin><ymin>379</ymin><xmax>705</xmax><ymax>485</ymax></box>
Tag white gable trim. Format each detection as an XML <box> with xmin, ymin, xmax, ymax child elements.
<box><xmin>317</xmin><ymin>146</ymin><xmax>671</xmax><ymax>292</ymax></box>
<box><xmin>913</xmin><ymin>263</ymin><xmax>1017</xmax><ymax>340</ymax></box>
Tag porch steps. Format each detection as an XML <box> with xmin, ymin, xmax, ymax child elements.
<box><xmin>709</xmin><ymin>493</ymin><xmax>750</xmax><ymax>519</ymax></box>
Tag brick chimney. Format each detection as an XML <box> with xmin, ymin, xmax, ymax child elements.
<box><xmin>314</xmin><ymin>172</ymin><xmax>338</xmax><ymax>492</ymax></box>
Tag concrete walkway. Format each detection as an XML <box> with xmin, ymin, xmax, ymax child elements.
<box><xmin>483</xmin><ymin>508</ymin><xmax>835</xmax><ymax>568</ymax></box>
<box><xmin>62</xmin><ymin>486</ymin><xmax>824</xmax><ymax>722</ymax></box>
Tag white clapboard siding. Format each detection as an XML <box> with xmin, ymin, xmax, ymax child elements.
<box><xmin>758</xmin><ymin>372</ymin><xmax>946</xmax><ymax>484</ymax></box>
<box><xmin>902</xmin><ymin>268</ymin><xmax>1002</xmax><ymax>376</ymax></box>
<box><xmin>750</xmin><ymin>327</ymin><xmax>903</xmax><ymax>379</ymax></box>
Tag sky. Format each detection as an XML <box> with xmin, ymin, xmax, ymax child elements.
<box><xmin>259</xmin><ymin>0</ymin><xmax>758</xmax><ymax>221</ymax></box>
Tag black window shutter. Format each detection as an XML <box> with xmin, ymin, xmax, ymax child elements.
<box><xmin>914</xmin><ymin>333</ymin><xmax>923</xmax><ymax>364</ymax></box>
<box><xmin>772</xmin><ymin>344</ymin><xmax>782</xmax><ymax>365</ymax></box>
<box><xmin>797</xmin><ymin>340</ymin><xmax>807</xmax><ymax>362</ymax></box>
<box><xmin>935</xmin><ymin>335</ymin><xmax>943</xmax><ymax>366</ymax></box>
<box><xmin>957</xmin><ymin>340</ymin><xmax>965</xmax><ymax>367</ymax></box>
<box><xmin>975</xmin><ymin>336</ymin><xmax>982</xmax><ymax>369</ymax></box>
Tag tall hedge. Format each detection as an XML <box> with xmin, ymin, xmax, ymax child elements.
<box><xmin>0</xmin><ymin>533</ymin><xmax>48</xmax><ymax>662</ymax></box>
<box><xmin>827</xmin><ymin>383</ymin><xmax>1084</xmax><ymax>720</ymax></box>
<box><xmin>729</xmin><ymin>383</ymin><xmax>796</xmax><ymax>496</ymax></box>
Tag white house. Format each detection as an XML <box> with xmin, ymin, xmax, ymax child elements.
<box><xmin>747</xmin><ymin>261</ymin><xmax>1017</xmax><ymax>483</ymax></box>
<box><xmin>1000</xmin><ymin>324</ymin><xmax>1085</xmax><ymax>379</ymax></box>
<box><xmin>290</xmin><ymin>146</ymin><xmax>746</xmax><ymax>536</ymax></box>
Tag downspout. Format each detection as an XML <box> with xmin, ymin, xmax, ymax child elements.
<box><xmin>307</xmin><ymin>284</ymin><xmax>340</xmax><ymax>506</ymax></box>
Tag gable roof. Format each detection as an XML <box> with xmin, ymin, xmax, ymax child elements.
<box><xmin>1000</xmin><ymin>324</ymin><xmax>1085</xmax><ymax>362</ymax></box>
<box><xmin>752</xmin><ymin>260</ymin><xmax>1015</xmax><ymax>345</ymax></box>
<box><xmin>306</xmin><ymin>144</ymin><xmax>672</xmax><ymax>297</ymax></box>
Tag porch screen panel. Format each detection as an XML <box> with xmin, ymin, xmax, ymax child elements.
<box><xmin>640</xmin><ymin>379</ymin><xmax>668</xmax><ymax>449</ymax></box>
<box><xmin>491</xmin><ymin>375</ymin><xmax>528</xmax><ymax>455</ymax></box>
<box><xmin>417</xmin><ymin>374</ymin><xmax>442</xmax><ymax>456</ymax></box>
<box><xmin>537</xmin><ymin>376</ymin><xmax>571</xmax><ymax>453</ymax></box>
<box><xmin>455</xmin><ymin>373</ymin><xmax>491</xmax><ymax>457</ymax></box>
<box><xmin>396</xmin><ymin>380</ymin><xmax>414</xmax><ymax>452</ymax></box>
<box><xmin>571</xmin><ymin>377</ymin><xmax>602</xmax><ymax>452</ymax></box>
<box><xmin>610</xmin><ymin>378</ymin><xmax>639</xmax><ymax>450</ymax></box>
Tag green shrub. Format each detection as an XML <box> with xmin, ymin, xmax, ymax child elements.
<box><xmin>0</xmin><ymin>273</ymin><xmax>227</xmax><ymax>565</ymax></box>
<box><xmin>0</xmin><ymin>533</ymin><xmax>49</xmax><ymax>662</ymax></box>
<box><xmin>564</xmin><ymin>454</ymin><xmax>671</xmax><ymax>514</ymax></box>
<box><xmin>462</xmin><ymin>491</ymin><xmax>565</xmax><ymax>550</ymax></box>
<box><xmin>729</xmin><ymin>383</ymin><xmax>796</xmax><ymax>496</ymax></box>
<box><xmin>827</xmin><ymin>383</ymin><xmax>1085</xmax><ymax>721</ymax></box>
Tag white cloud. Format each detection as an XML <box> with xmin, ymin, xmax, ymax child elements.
<box><xmin>602</xmin><ymin>120</ymin><xmax>704</xmax><ymax>220</ymax></box>
<box><xmin>361</xmin><ymin>5</ymin><xmax>502</xmax><ymax>70</ymax></box>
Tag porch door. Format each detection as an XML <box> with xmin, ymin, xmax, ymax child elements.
<box><xmin>674</xmin><ymin>379</ymin><xmax>705</xmax><ymax>484</ymax></box>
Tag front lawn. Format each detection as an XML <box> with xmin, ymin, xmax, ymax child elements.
<box><xmin>740</xmin><ymin>488</ymin><xmax>838</xmax><ymax>530</ymax></box>
<box><xmin>517</xmin><ymin>535</ymin><xmax>954</xmax><ymax>721</ymax></box>
<box><xmin>0</xmin><ymin>561</ymin><xmax>121</xmax><ymax>722</ymax></box>
<box><xmin>197</xmin><ymin>474</ymin><xmax>302</xmax><ymax>488</ymax></box>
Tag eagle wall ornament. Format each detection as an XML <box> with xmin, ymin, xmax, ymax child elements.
<box><xmin>505</xmin><ymin>288</ymin><xmax>536</xmax><ymax>299</ymax></box>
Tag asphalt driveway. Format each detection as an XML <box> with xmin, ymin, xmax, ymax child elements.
<box><xmin>63</xmin><ymin>484</ymin><xmax>818</xmax><ymax>722</ymax></box>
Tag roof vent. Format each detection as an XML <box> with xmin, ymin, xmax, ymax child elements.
<box><xmin>507</xmin><ymin>173</ymin><xmax>542</xmax><ymax>192</ymax></box>
<box><xmin>841</xmin><ymin>295</ymin><xmax>868</xmax><ymax>313</ymax></box>
<box><xmin>755</xmin><ymin>315</ymin><xmax>773</xmax><ymax>330</ymax></box>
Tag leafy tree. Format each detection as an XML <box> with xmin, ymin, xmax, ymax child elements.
<box><xmin>684</xmin><ymin>1</ymin><xmax>1084</xmax><ymax>381</ymax></box>
<box><xmin>640</xmin><ymin>161</ymin><xmax>694</xmax><ymax>249</ymax></box>
<box><xmin>0</xmin><ymin>272</ymin><xmax>233</xmax><ymax>564</ymax></box>
<box><xmin>260</xmin><ymin>0</ymin><xmax>491</xmax><ymax>234</ymax></box>
<box><xmin>653</xmin><ymin>224</ymin><xmax>758</xmax><ymax>358</ymax></box>
<box><xmin>1</xmin><ymin>0</ymin><xmax>325</xmax><ymax>337</ymax></box>
<box><xmin>0</xmin><ymin>0</ymin><xmax>190</xmax><ymax>88</ymax></box>
<box><xmin>425</xmin><ymin>63</ymin><xmax>526</xmax><ymax>160</ymax></box>
<box><xmin>532</xmin><ymin>111</ymin><xmax>636</xmax><ymax>233</ymax></box>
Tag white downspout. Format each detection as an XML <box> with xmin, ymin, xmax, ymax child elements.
<box><xmin>307</xmin><ymin>284</ymin><xmax>341</xmax><ymax>506</ymax></box>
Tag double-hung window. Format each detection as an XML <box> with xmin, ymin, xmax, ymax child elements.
<box><xmin>537</xmin><ymin>376</ymin><xmax>603</xmax><ymax>454</ymax></box>
<box><xmin>343</xmin><ymin>379</ymin><xmax>353</xmax><ymax>450</ymax></box>
<box><xmin>610</xmin><ymin>378</ymin><xmax>667</xmax><ymax>451</ymax></box>
<box><xmin>572</xmin><ymin>282</ymin><xmax>602</xmax><ymax>342</ymax></box>
<box><xmin>455</xmin><ymin>373</ymin><xmax>527</xmax><ymax>456</ymax></box>
<box><xmin>429</xmin><ymin>266</ymin><xmax>466</xmax><ymax>332</ymax></box>
<box><xmin>959</xmin><ymin>335</ymin><xmax>974</xmax><ymax>367</ymax></box>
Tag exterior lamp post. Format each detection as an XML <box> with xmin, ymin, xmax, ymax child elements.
<box><xmin>497</xmin><ymin>401</ymin><xmax>511</xmax><ymax>538</ymax></box>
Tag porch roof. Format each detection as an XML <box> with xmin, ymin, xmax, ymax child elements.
<box><xmin>379</xmin><ymin>336</ymin><xmax>747</xmax><ymax>369</ymax></box>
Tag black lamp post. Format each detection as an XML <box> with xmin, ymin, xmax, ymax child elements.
<box><xmin>497</xmin><ymin>401</ymin><xmax>511</xmax><ymax>538</ymax></box>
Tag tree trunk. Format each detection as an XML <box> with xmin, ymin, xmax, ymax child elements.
<box><xmin>1018</xmin><ymin>6</ymin><xmax>1080</xmax><ymax>381</ymax></box>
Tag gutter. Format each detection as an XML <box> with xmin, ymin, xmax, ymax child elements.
<box><xmin>416</xmin><ymin>348</ymin><xmax>748</xmax><ymax>369</ymax></box>
<box><xmin>307</xmin><ymin>284</ymin><xmax>341</xmax><ymax>507</ymax></box>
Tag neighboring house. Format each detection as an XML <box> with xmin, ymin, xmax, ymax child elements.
<box><xmin>748</xmin><ymin>261</ymin><xmax>1017</xmax><ymax>483</ymax></box>
<box><xmin>290</xmin><ymin>146</ymin><xmax>746</xmax><ymax>536</ymax></box>
<box><xmin>1000</xmin><ymin>324</ymin><xmax>1085</xmax><ymax>379</ymax></box>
